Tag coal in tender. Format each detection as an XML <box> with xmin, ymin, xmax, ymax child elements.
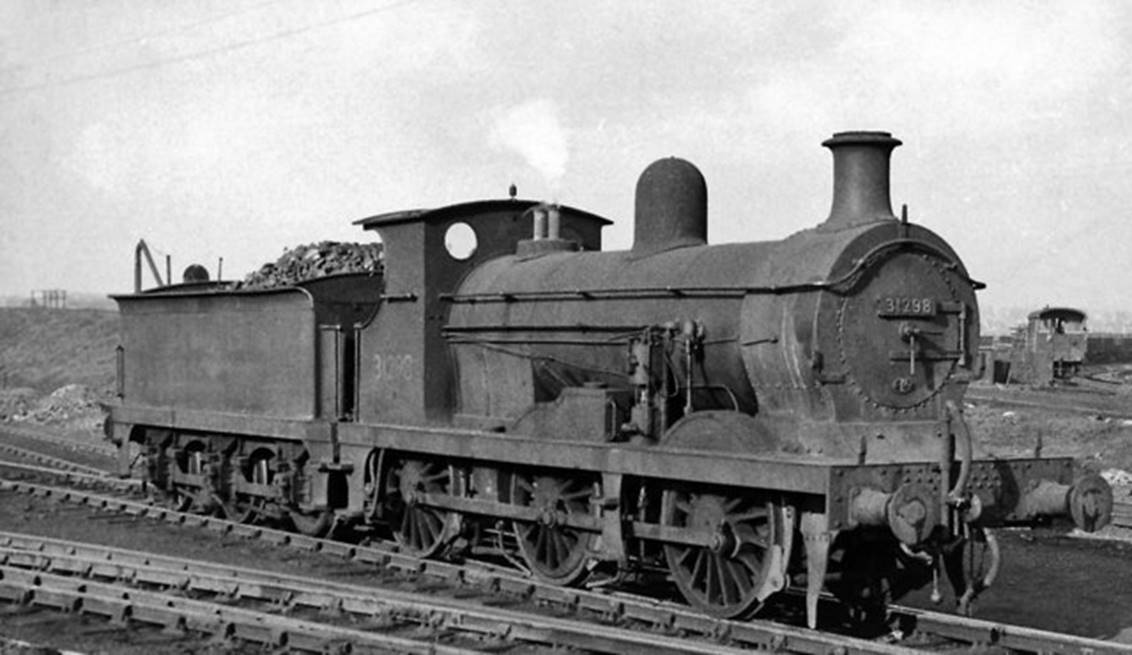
<box><xmin>237</xmin><ymin>241</ymin><xmax>383</xmax><ymax>290</ymax></box>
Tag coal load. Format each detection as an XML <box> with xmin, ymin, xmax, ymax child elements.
<box><xmin>239</xmin><ymin>241</ymin><xmax>383</xmax><ymax>290</ymax></box>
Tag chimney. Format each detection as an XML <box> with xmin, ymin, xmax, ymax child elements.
<box><xmin>516</xmin><ymin>203</ymin><xmax>579</xmax><ymax>256</ymax></box>
<box><xmin>632</xmin><ymin>157</ymin><xmax>707</xmax><ymax>253</ymax></box>
<box><xmin>821</xmin><ymin>131</ymin><xmax>901</xmax><ymax>229</ymax></box>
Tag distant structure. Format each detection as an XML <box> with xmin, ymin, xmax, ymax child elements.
<box><xmin>984</xmin><ymin>307</ymin><xmax>1088</xmax><ymax>385</ymax></box>
<box><xmin>1083</xmin><ymin>333</ymin><xmax>1132</xmax><ymax>365</ymax></box>
<box><xmin>29</xmin><ymin>289</ymin><xmax>67</xmax><ymax>309</ymax></box>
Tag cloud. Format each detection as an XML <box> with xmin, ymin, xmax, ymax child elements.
<box><xmin>488</xmin><ymin>98</ymin><xmax>569</xmax><ymax>188</ymax></box>
<box><xmin>737</xmin><ymin>2</ymin><xmax>1125</xmax><ymax>138</ymax></box>
<box><xmin>63</xmin><ymin>122</ymin><xmax>128</xmax><ymax>194</ymax></box>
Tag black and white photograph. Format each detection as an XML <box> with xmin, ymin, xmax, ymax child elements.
<box><xmin>1</xmin><ymin>2</ymin><xmax>1131</xmax><ymax>652</ymax></box>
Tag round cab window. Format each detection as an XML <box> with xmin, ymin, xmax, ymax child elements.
<box><xmin>444</xmin><ymin>222</ymin><xmax>478</xmax><ymax>260</ymax></box>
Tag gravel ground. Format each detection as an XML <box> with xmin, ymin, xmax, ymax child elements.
<box><xmin>902</xmin><ymin>526</ymin><xmax>1132</xmax><ymax>641</ymax></box>
<box><xmin>965</xmin><ymin>381</ymin><xmax>1132</xmax><ymax>472</ymax></box>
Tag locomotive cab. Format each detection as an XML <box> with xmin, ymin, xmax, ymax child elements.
<box><xmin>351</xmin><ymin>200</ymin><xmax>610</xmax><ymax>425</ymax></box>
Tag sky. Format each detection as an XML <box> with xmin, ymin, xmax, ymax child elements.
<box><xmin>1</xmin><ymin>1</ymin><xmax>1130</xmax><ymax>321</ymax></box>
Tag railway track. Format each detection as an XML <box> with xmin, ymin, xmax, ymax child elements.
<box><xmin>2</xmin><ymin>475</ymin><xmax>1130</xmax><ymax>654</ymax></box>
<box><xmin>0</xmin><ymin>442</ymin><xmax>115</xmax><ymax>478</ymax></box>
<box><xmin>0</xmin><ymin>531</ymin><xmax>753</xmax><ymax>655</ymax></box>
<box><xmin>0</xmin><ymin>423</ymin><xmax>121</xmax><ymax>485</ymax></box>
<box><xmin>2</xmin><ymin>565</ymin><xmax>479</xmax><ymax>654</ymax></box>
<box><xmin>0</xmin><ymin>458</ymin><xmax>142</xmax><ymax>493</ymax></box>
<box><xmin>965</xmin><ymin>387</ymin><xmax>1132</xmax><ymax>420</ymax></box>
<box><xmin>0</xmin><ymin>476</ymin><xmax>900</xmax><ymax>654</ymax></box>
<box><xmin>0</xmin><ymin>424</ymin><xmax>117</xmax><ymax>459</ymax></box>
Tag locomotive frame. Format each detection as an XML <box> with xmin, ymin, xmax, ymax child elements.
<box><xmin>106</xmin><ymin>132</ymin><xmax>1112</xmax><ymax>629</ymax></box>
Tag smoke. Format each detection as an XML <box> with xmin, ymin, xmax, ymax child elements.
<box><xmin>489</xmin><ymin>98</ymin><xmax>569</xmax><ymax>188</ymax></box>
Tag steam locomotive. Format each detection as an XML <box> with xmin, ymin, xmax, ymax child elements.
<box><xmin>106</xmin><ymin>131</ymin><xmax>1112</xmax><ymax>629</ymax></box>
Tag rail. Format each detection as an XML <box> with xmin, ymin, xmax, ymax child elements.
<box><xmin>0</xmin><ymin>442</ymin><xmax>113</xmax><ymax>477</ymax></box>
<box><xmin>0</xmin><ymin>565</ymin><xmax>475</xmax><ymax>654</ymax></box>
<box><xmin>3</xmin><ymin>476</ymin><xmax>1130</xmax><ymax>653</ymax></box>
<box><xmin>0</xmin><ymin>424</ymin><xmax>117</xmax><ymax>458</ymax></box>
<box><xmin>0</xmin><ymin>459</ymin><xmax>143</xmax><ymax>492</ymax></box>
<box><xmin>0</xmin><ymin>531</ymin><xmax>747</xmax><ymax>655</ymax></box>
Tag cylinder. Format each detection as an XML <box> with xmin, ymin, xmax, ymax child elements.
<box><xmin>821</xmin><ymin>131</ymin><xmax>901</xmax><ymax>229</ymax></box>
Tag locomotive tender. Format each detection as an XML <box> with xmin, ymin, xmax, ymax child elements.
<box><xmin>107</xmin><ymin>131</ymin><xmax>1112</xmax><ymax>628</ymax></box>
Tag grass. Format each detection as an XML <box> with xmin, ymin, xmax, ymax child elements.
<box><xmin>0</xmin><ymin>308</ymin><xmax>118</xmax><ymax>394</ymax></box>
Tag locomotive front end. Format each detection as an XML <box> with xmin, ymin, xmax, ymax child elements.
<box><xmin>813</xmin><ymin>219</ymin><xmax>1113</xmax><ymax>547</ymax></box>
<box><xmin>762</xmin><ymin>133</ymin><xmax>1115</xmax><ymax>620</ymax></box>
<box><xmin>441</xmin><ymin>130</ymin><xmax>1112</xmax><ymax>626</ymax></box>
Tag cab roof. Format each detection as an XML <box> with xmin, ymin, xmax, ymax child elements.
<box><xmin>353</xmin><ymin>199</ymin><xmax>612</xmax><ymax>230</ymax></box>
<box><xmin>1028</xmin><ymin>306</ymin><xmax>1087</xmax><ymax>322</ymax></box>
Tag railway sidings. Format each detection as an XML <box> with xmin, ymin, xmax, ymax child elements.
<box><xmin>2</xmin><ymin>463</ymin><xmax>1131</xmax><ymax>653</ymax></box>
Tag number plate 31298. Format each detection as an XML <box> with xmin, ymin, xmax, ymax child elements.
<box><xmin>877</xmin><ymin>296</ymin><xmax>936</xmax><ymax>317</ymax></box>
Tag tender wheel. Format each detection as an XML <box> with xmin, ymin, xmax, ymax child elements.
<box><xmin>510</xmin><ymin>472</ymin><xmax>598</xmax><ymax>586</ymax></box>
<box><xmin>167</xmin><ymin>484</ymin><xmax>199</xmax><ymax>512</ymax></box>
<box><xmin>384</xmin><ymin>457</ymin><xmax>461</xmax><ymax>557</ymax></box>
<box><xmin>223</xmin><ymin>450</ymin><xmax>273</xmax><ymax>524</ymax></box>
<box><xmin>661</xmin><ymin>488</ymin><xmax>775</xmax><ymax>619</ymax></box>
<box><xmin>167</xmin><ymin>444</ymin><xmax>215</xmax><ymax>514</ymax></box>
<box><xmin>289</xmin><ymin>509</ymin><xmax>334</xmax><ymax>537</ymax></box>
<box><xmin>224</xmin><ymin>495</ymin><xmax>266</xmax><ymax>524</ymax></box>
